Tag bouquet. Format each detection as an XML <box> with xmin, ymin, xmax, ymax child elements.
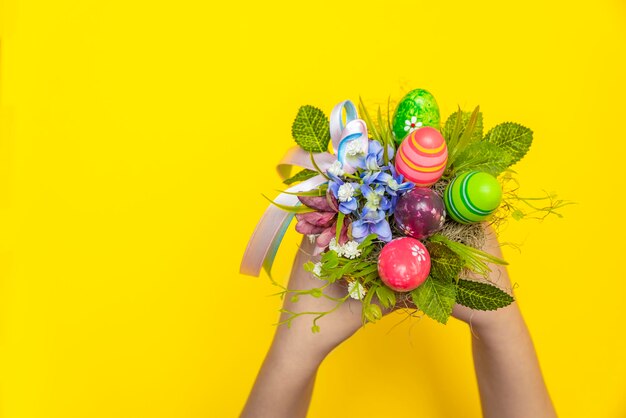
<box><xmin>240</xmin><ymin>89</ymin><xmax>568</xmax><ymax>330</ymax></box>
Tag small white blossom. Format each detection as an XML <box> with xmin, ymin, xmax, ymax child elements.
<box><xmin>307</xmin><ymin>234</ymin><xmax>318</xmax><ymax>244</ymax></box>
<box><xmin>348</xmin><ymin>281</ymin><xmax>367</xmax><ymax>300</ymax></box>
<box><xmin>312</xmin><ymin>262</ymin><xmax>322</xmax><ymax>277</ymax></box>
<box><xmin>341</xmin><ymin>240</ymin><xmax>361</xmax><ymax>259</ymax></box>
<box><xmin>411</xmin><ymin>244</ymin><xmax>427</xmax><ymax>262</ymax></box>
<box><xmin>328</xmin><ymin>237</ymin><xmax>343</xmax><ymax>256</ymax></box>
<box><xmin>404</xmin><ymin>116</ymin><xmax>423</xmax><ymax>133</ymax></box>
<box><xmin>345</xmin><ymin>140</ymin><xmax>366</xmax><ymax>156</ymax></box>
<box><xmin>337</xmin><ymin>183</ymin><xmax>355</xmax><ymax>202</ymax></box>
<box><xmin>327</xmin><ymin>160</ymin><xmax>345</xmax><ymax>177</ymax></box>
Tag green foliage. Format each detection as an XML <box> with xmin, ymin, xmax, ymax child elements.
<box><xmin>261</xmin><ymin>194</ymin><xmax>315</xmax><ymax>213</ymax></box>
<box><xmin>484</xmin><ymin>122</ymin><xmax>533</xmax><ymax>167</ymax></box>
<box><xmin>362</xmin><ymin>283</ymin><xmax>383</xmax><ymax>322</ymax></box>
<box><xmin>455</xmin><ymin>279</ymin><xmax>514</xmax><ymax>311</ymax></box>
<box><xmin>363</xmin><ymin>303</ymin><xmax>383</xmax><ymax>322</ymax></box>
<box><xmin>444</xmin><ymin>106</ymin><xmax>482</xmax><ymax>168</ymax></box>
<box><xmin>291</xmin><ymin>105</ymin><xmax>331</xmax><ymax>152</ymax></box>
<box><xmin>375</xmin><ymin>285</ymin><xmax>396</xmax><ymax>310</ymax></box>
<box><xmin>429</xmin><ymin>234</ymin><xmax>507</xmax><ymax>277</ymax></box>
<box><xmin>410</xmin><ymin>275</ymin><xmax>456</xmax><ymax>324</ymax></box>
<box><xmin>335</xmin><ymin>212</ymin><xmax>345</xmax><ymax>242</ymax></box>
<box><xmin>497</xmin><ymin>173</ymin><xmax>576</xmax><ymax>221</ymax></box>
<box><xmin>443</xmin><ymin>107</ymin><xmax>483</xmax><ymax>145</ymax></box>
<box><xmin>283</xmin><ymin>168</ymin><xmax>319</xmax><ymax>185</ymax></box>
<box><xmin>426</xmin><ymin>242</ymin><xmax>464</xmax><ymax>283</ymax></box>
<box><xmin>358</xmin><ymin>97</ymin><xmax>396</xmax><ymax>164</ymax></box>
<box><xmin>449</xmin><ymin>141</ymin><xmax>511</xmax><ymax>177</ymax></box>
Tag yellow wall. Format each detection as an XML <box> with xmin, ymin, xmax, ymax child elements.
<box><xmin>1</xmin><ymin>1</ymin><xmax>625</xmax><ymax>417</ymax></box>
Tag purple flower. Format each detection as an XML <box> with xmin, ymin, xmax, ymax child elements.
<box><xmin>295</xmin><ymin>194</ymin><xmax>351</xmax><ymax>255</ymax></box>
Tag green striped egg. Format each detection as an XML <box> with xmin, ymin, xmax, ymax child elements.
<box><xmin>444</xmin><ymin>171</ymin><xmax>502</xmax><ymax>224</ymax></box>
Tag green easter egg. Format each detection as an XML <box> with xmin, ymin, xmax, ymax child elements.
<box><xmin>444</xmin><ymin>171</ymin><xmax>502</xmax><ymax>224</ymax></box>
<box><xmin>392</xmin><ymin>89</ymin><xmax>440</xmax><ymax>144</ymax></box>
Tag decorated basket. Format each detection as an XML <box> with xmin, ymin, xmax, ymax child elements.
<box><xmin>240</xmin><ymin>89</ymin><xmax>567</xmax><ymax>329</ymax></box>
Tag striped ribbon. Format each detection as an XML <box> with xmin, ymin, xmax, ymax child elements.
<box><xmin>240</xmin><ymin>100</ymin><xmax>361</xmax><ymax>277</ymax></box>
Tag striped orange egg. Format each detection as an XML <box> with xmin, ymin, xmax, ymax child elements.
<box><xmin>395</xmin><ymin>127</ymin><xmax>448</xmax><ymax>187</ymax></box>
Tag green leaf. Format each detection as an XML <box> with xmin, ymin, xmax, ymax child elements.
<box><xmin>335</xmin><ymin>212</ymin><xmax>345</xmax><ymax>242</ymax></box>
<box><xmin>357</xmin><ymin>233</ymin><xmax>378</xmax><ymax>249</ymax></box>
<box><xmin>283</xmin><ymin>168</ymin><xmax>319</xmax><ymax>185</ymax></box>
<box><xmin>363</xmin><ymin>303</ymin><xmax>383</xmax><ymax>322</ymax></box>
<box><xmin>447</xmin><ymin>106</ymin><xmax>482</xmax><ymax>167</ymax></box>
<box><xmin>484</xmin><ymin>122</ymin><xmax>533</xmax><ymax>167</ymax></box>
<box><xmin>511</xmin><ymin>209</ymin><xmax>525</xmax><ymax>220</ymax></box>
<box><xmin>444</xmin><ymin>107</ymin><xmax>483</xmax><ymax>169</ymax></box>
<box><xmin>450</xmin><ymin>141</ymin><xmax>511</xmax><ymax>177</ymax></box>
<box><xmin>455</xmin><ymin>279</ymin><xmax>514</xmax><ymax>311</ymax></box>
<box><xmin>358</xmin><ymin>97</ymin><xmax>380</xmax><ymax>140</ymax></box>
<box><xmin>445</xmin><ymin>107</ymin><xmax>463</xmax><ymax>150</ymax></box>
<box><xmin>410</xmin><ymin>276</ymin><xmax>456</xmax><ymax>324</ymax></box>
<box><xmin>443</xmin><ymin>108</ymin><xmax>483</xmax><ymax>145</ymax></box>
<box><xmin>261</xmin><ymin>195</ymin><xmax>315</xmax><ymax>213</ymax></box>
<box><xmin>291</xmin><ymin>105</ymin><xmax>331</xmax><ymax>152</ymax></box>
<box><xmin>429</xmin><ymin>234</ymin><xmax>508</xmax><ymax>277</ymax></box>
<box><xmin>352</xmin><ymin>263</ymin><xmax>379</xmax><ymax>278</ymax></box>
<box><xmin>375</xmin><ymin>285</ymin><xmax>396</xmax><ymax>309</ymax></box>
<box><xmin>426</xmin><ymin>242</ymin><xmax>464</xmax><ymax>283</ymax></box>
<box><xmin>321</xmin><ymin>250</ymin><xmax>339</xmax><ymax>268</ymax></box>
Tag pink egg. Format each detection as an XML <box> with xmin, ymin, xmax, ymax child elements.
<box><xmin>377</xmin><ymin>237</ymin><xmax>431</xmax><ymax>292</ymax></box>
<box><xmin>395</xmin><ymin>127</ymin><xmax>447</xmax><ymax>187</ymax></box>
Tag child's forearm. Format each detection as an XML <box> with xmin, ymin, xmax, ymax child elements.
<box><xmin>240</xmin><ymin>338</ymin><xmax>322</xmax><ymax>418</ymax></box>
<box><xmin>471</xmin><ymin>304</ymin><xmax>557</xmax><ymax>418</ymax></box>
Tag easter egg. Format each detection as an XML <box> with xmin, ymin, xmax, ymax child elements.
<box><xmin>394</xmin><ymin>188</ymin><xmax>446</xmax><ymax>239</ymax></box>
<box><xmin>444</xmin><ymin>171</ymin><xmax>502</xmax><ymax>224</ymax></box>
<box><xmin>395</xmin><ymin>127</ymin><xmax>448</xmax><ymax>187</ymax></box>
<box><xmin>392</xmin><ymin>89</ymin><xmax>440</xmax><ymax>144</ymax></box>
<box><xmin>378</xmin><ymin>237</ymin><xmax>431</xmax><ymax>292</ymax></box>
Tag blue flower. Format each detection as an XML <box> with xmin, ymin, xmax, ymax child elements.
<box><xmin>351</xmin><ymin>207</ymin><xmax>392</xmax><ymax>242</ymax></box>
<box><xmin>361</xmin><ymin>183</ymin><xmax>391</xmax><ymax>212</ymax></box>
<box><xmin>375</xmin><ymin>165</ymin><xmax>414</xmax><ymax>196</ymax></box>
<box><xmin>354</xmin><ymin>140</ymin><xmax>395</xmax><ymax>171</ymax></box>
<box><xmin>328</xmin><ymin>175</ymin><xmax>359</xmax><ymax>214</ymax></box>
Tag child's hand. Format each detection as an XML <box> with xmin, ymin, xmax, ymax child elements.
<box><xmin>451</xmin><ymin>223</ymin><xmax>519</xmax><ymax>333</ymax></box>
<box><xmin>271</xmin><ymin>237</ymin><xmax>375</xmax><ymax>363</ymax></box>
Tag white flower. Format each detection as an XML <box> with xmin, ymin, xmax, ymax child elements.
<box><xmin>328</xmin><ymin>237</ymin><xmax>343</xmax><ymax>256</ymax></box>
<box><xmin>348</xmin><ymin>281</ymin><xmax>367</xmax><ymax>300</ymax></box>
<box><xmin>404</xmin><ymin>116</ymin><xmax>423</xmax><ymax>133</ymax></box>
<box><xmin>345</xmin><ymin>139</ymin><xmax>366</xmax><ymax>156</ymax></box>
<box><xmin>341</xmin><ymin>240</ymin><xmax>361</xmax><ymax>259</ymax></box>
<box><xmin>312</xmin><ymin>262</ymin><xmax>322</xmax><ymax>277</ymax></box>
<box><xmin>411</xmin><ymin>244</ymin><xmax>427</xmax><ymax>262</ymax></box>
<box><xmin>337</xmin><ymin>183</ymin><xmax>355</xmax><ymax>202</ymax></box>
<box><xmin>327</xmin><ymin>160</ymin><xmax>345</xmax><ymax>177</ymax></box>
<box><xmin>307</xmin><ymin>234</ymin><xmax>318</xmax><ymax>244</ymax></box>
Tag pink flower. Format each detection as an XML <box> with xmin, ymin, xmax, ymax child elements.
<box><xmin>295</xmin><ymin>193</ymin><xmax>351</xmax><ymax>255</ymax></box>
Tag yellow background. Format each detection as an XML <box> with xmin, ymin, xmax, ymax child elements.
<box><xmin>1</xmin><ymin>1</ymin><xmax>625</xmax><ymax>417</ymax></box>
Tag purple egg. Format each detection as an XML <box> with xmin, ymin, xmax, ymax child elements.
<box><xmin>394</xmin><ymin>188</ymin><xmax>446</xmax><ymax>239</ymax></box>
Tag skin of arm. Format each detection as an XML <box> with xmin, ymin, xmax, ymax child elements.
<box><xmin>242</xmin><ymin>224</ymin><xmax>557</xmax><ymax>418</ymax></box>
<box><xmin>240</xmin><ymin>237</ymin><xmax>365</xmax><ymax>418</ymax></box>
<box><xmin>452</xmin><ymin>225</ymin><xmax>557</xmax><ymax>418</ymax></box>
